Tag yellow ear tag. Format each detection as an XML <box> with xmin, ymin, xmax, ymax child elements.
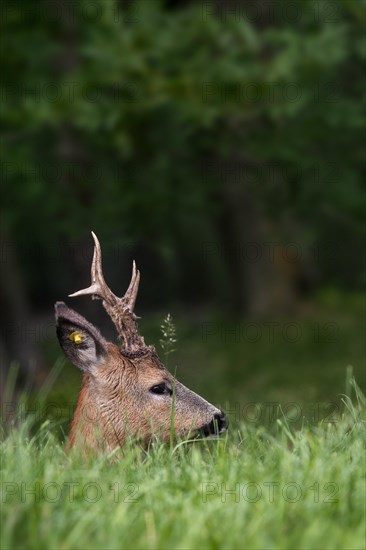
<box><xmin>69</xmin><ymin>331</ymin><xmax>83</xmax><ymax>344</ymax></box>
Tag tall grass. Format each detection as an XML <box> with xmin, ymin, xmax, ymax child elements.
<box><xmin>1</xmin><ymin>367</ymin><xmax>365</xmax><ymax>550</ymax></box>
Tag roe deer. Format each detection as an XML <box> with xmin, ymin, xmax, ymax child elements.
<box><xmin>55</xmin><ymin>232</ymin><xmax>227</xmax><ymax>452</ymax></box>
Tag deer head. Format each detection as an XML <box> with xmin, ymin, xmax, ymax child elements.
<box><xmin>55</xmin><ymin>232</ymin><xmax>227</xmax><ymax>452</ymax></box>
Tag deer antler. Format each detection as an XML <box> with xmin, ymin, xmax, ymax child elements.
<box><xmin>69</xmin><ymin>232</ymin><xmax>147</xmax><ymax>352</ymax></box>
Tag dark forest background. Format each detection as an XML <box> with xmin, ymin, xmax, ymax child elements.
<box><xmin>1</xmin><ymin>0</ymin><xmax>365</xmax><ymax>427</ymax></box>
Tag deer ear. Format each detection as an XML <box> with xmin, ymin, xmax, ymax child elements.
<box><xmin>55</xmin><ymin>302</ymin><xmax>109</xmax><ymax>373</ymax></box>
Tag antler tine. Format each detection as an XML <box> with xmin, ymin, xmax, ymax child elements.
<box><xmin>123</xmin><ymin>260</ymin><xmax>140</xmax><ymax>311</ymax></box>
<box><xmin>69</xmin><ymin>231</ymin><xmax>117</xmax><ymax>305</ymax></box>
<box><xmin>124</xmin><ymin>260</ymin><xmax>137</xmax><ymax>300</ymax></box>
<box><xmin>90</xmin><ymin>231</ymin><xmax>111</xmax><ymax>300</ymax></box>
<box><xmin>129</xmin><ymin>268</ymin><xmax>140</xmax><ymax>311</ymax></box>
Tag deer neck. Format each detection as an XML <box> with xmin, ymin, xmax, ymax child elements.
<box><xmin>68</xmin><ymin>373</ymin><xmax>125</xmax><ymax>452</ymax></box>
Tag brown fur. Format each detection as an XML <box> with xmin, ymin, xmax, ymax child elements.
<box><xmin>55</xmin><ymin>234</ymin><xmax>227</xmax><ymax>454</ymax></box>
<box><xmin>55</xmin><ymin>305</ymin><xmax>227</xmax><ymax>453</ymax></box>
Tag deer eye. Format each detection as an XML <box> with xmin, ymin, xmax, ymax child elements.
<box><xmin>150</xmin><ymin>383</ymin><xmax>172</xmax><ymax>396</ymax></box>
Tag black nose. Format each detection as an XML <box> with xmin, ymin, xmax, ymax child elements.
<box><xmin>201</xmin><ymin>411</ymin><xmax>228</xmax><ymax>436</ymax></box>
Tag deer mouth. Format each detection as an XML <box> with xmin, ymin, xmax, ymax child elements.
<box><xmin>198</xmin><ymin>412</ymin><xmax>228</xmax><ymax>437</ymax></box>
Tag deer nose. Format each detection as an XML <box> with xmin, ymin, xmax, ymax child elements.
<box><xmin>201</xmin><ymin>411</ymin><xmax>228</xmax><ymax>436</ymax></box>
<box><xmin>214</xmin><ymin>411</ymin><xmax>228</xmax><ymax>433</ymax></box>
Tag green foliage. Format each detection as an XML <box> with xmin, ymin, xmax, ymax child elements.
<box><xmin>1</xmin><ymin>374</ymin><xmax>365</xmax><ymax>550</ymax></box>
<box><xmin>1</xmin><ymin>0</ymin><xmax>365</xmax><ymax>304</ymax></box>
<box><xmin>159</xmin><ymin>313</ymin><xmax>177</xmax><ymax>361</ymax></box>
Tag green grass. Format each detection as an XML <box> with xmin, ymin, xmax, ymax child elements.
<box><xmin>1</xmin><ymin>372</ymin><xmax>365</xmax><ymax>550</ymax></box>
<box><xmin>2</xmin><ymin>295</ymin><xmax>365</xmax><ymax>549</ymax></box>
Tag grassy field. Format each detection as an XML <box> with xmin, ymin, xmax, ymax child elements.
<box><xmin>1</xmin><ymin>294</ymin><xmax>365</xmax><ymax>549</ymax></box>
<box><xmin>1</xmin><ymin>370</ymin><xmax>365</xmax><ymax>550</ymax></box>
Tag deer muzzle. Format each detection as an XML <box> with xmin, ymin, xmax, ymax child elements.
<box><xmin>200</xmin><ymin>411</ymin><xmax>228</xmax><ymax>437</ymax></box>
